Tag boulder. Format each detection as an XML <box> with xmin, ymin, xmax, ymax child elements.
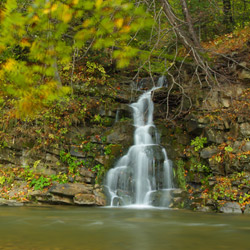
<box><xmin>171</xmin><ymin>188</ymin><xmax>188</xmax><ymax>198</ymax></box>
<box><xmin>29</xmin><ymin>190</ymin><xmax>51</xmax><ymax>203</ymax></box>
<box><xmin>200</xmin><ymin>147</ymin><xmax>218</xmax><ymax>159</ymax></box>
<box><xmin>150</xmin><ymin>189</ymin><xmax>173</xmax><ymax>207</ymax></box>
<box><xmin>205</xmin><ymin>129</ymin><xmax>225</xmax><ymax>144</ymax></box>
<box><xmin>0</xmin><ymin>198</ymin><xmax>23</xmax><ymax>206</ymax></box>
<box><xmin>45</xmin><ymin>153</ymin><xmax>59</xmax><ymax>163</ymax></box>
<box><xmin>197</xmin><ymin>206</ymin><xmax>213</xmax><ymax>212</ymax></box>
<box><xmin>242</xmin><ymin>141</ymin><xmax>250</xmax><ymax>152</ymax></box>
<box><xmin>239</xmin><ymin>70</ymin><xmax>250</xmax><ymax>80</ymax></box>
<box><xmin>240</xmin><ymin>123</ymin><xmax>250</xmax><ymax>137</ymax></box>
<box><xmin>49</xmin><ymin>183</ymin><xmax>93</xmax><ymax>197</ymax></box>
<box><xmin>93</xmin><ymin>190</ymin><xmax>106</xmax><ymax>206</ymax></box>
<box><xmin>74</xmin><ymin>194</ymin><xmax>96</xmax><ymax>205</ymax></box>
<box><xmin>219</xmin><ymin>202</ymin><xmax>242</xmax><ymax>214</ymax></box>
<box><xmin>244</xmin><ymin>204</ymin><xmax>250</xmax><ymax>214</ymax></box>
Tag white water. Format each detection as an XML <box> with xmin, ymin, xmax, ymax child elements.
<box><xmin>106</xmin><ymin>77</ymin><xmax>174</xmax><ymax>207</ymax></box>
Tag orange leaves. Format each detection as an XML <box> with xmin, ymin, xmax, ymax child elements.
<box><xmin>202</xmin><ymin>25</ymin><xmax>250</xmax><ymax>54</ymax></box>
<box><xmin>20</xmin><ymin>38</ymin><xmax>31</xmax><ymax>48</ymax></box>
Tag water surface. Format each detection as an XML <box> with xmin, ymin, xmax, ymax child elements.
<box><xmin>0</xmin><ymin>206</ymin><xmax>249</xmax><ymax>250</ymax></box>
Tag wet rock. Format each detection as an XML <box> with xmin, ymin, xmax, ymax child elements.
<box><xmin>150</xmin><ymin>189</ymin><xmax>173</xmax><ymax>207</ymax></box>
<box><xmin>74</xmin><ymin>194</ymin><xmax>96</xmax><ymax>205</ymax></box>
<box><xmin>93</xmin><ymin>190</ymin><xmax>106</xmax><ymax>206</ymax></box>
<box><xmin>106</xmin><ymin>121</ymin><xmax>133</xmax><ymax>146</ymax></box>
<box><xmin>219</xmin><ymin>202</ymin><xmax>242</xmax><ymax>214</ymax></box>
<box><xmin>118</xmin><ymin>195</ymin><xmax>132</xmax><ymax>206</ymax></box>
<box><xmin>138</xmin><ymin>77</ymin><xmax>158</xmax><ymax>90</ymax></box>
<box><xmin>49</xmin><ymin>183</ymin><xmax>93</xmax><ymax>197</ymax></box>
<box><xmin>171</xmin><ymin>188</ymin><xmax>188</xmax><ymax>198</ymax></box>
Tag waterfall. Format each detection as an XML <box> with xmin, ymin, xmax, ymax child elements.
<box><xmin>105</xmin><ymin>77</ymin><xmax>174</xmax><ymax>207</ymax></box>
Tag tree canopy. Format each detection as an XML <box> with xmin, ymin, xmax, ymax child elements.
<box><xmin>1</xmin><ymin>0</ymin><xmax>250</xmax><ymax>117</ymax></box>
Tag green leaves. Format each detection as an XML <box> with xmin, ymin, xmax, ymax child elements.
<box><xmin>191</xmin><ymin>137</ymin><xmax>207</xmax><ymax>152</ymax></box>
<box><xmin>0</xmin><ymin>0</ymin><xmax>150</xmax><ymax>117</ymax></box>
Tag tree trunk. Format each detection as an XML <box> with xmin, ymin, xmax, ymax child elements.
<box><xmin>159</xmin><ymin>0</ymin><xmax>202</xmax><ymax>52</ymax></box>
<box><xmin>180</xmin><ymin>0</ymin><xmax>201</xmax><ymax>49</ymax></box>
<box><xmin>158</xmin><ymin>0</ymin><xmax>215</xmax><ymax>85</ymax></box>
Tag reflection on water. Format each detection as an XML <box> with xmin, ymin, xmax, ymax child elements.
<box><xmin>0</xmin><ymin>206</ymin><xmax>250</xmax><ymax>250</ymax></box>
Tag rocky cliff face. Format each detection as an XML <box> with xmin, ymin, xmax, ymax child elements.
<box><xmin>0</xmin><ymin>60</ymin><xmax>249</xmax><ymax>211</ymax></box>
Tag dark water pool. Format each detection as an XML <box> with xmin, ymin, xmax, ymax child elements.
<box><xmin>0</xmin><ymin>206</ymin><xmax>249</xmax><ymax>250</ymax></box>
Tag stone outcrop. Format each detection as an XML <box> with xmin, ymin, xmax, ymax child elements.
<box><xmin>29</xmin><ymin>183</ymin><xmax>106</xmax><ymax>206</ymax></box>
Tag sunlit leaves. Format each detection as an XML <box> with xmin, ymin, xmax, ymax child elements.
<box><xmin>0</xmin><ymin>0</ymin><xmax>151</xmax><ymax>117</ymax></box>
<box><xmin>95</xmin><ymin>0</ymin><xmax>103</xmax><ymax>9</ymax></box>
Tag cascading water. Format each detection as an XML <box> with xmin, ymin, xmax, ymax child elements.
<box><xmin>105</xmin><ymin>77</ymin><xmax>174</xmax><ymax>207</ymax></box>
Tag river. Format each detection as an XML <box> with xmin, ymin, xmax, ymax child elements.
<box><xmin>0</xmin><ymin>206</ymin><xmax>249</xmax><ymax>250</ymax></box>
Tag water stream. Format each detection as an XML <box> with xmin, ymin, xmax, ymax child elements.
<box><xmin>106</xmin><ymin>77</ymin><xmax>174</xmax><ymax>207</ymax></box>
<box><xmin>1</xmin><ymin>206</ymin><xmax>250</xmax><ymax>250</ymax></box>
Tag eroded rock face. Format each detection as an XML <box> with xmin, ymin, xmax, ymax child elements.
<box><xmin>74</xmin><ymin>194</ymin><xmax>96</xmax><ymax>205</ymax></box>
<box><xmin>0</xmin><ymin>198</ymin><xmax>24</xmax><ymax>207</ymax></box>
<box><xmin>49</xmin><ymin>183</ymin><xmax>93</xmax><ymax>196</ymax></box>
<box><xmin>30</xmin><ymin>183</ymin><xmax>106</xmax><ymax>206</ymax></box>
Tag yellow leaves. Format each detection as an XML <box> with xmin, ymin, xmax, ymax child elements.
<box><xmin>3</xmin><ymin>59</ymin><xmax>16</xmax><ymax>72</ymax></box>
<box><xmin>0</xmin><ymin>9</ymin><xmax>5</xmax><ymax>21</ymax></box>
<box><xmin>43</xmin><ymin>8</ymin><xmax>50</xmax><ymax>14</ymax></box>
<box><xmin>83</xmin><ymin>19</ymin><xmax>91</xmax><ymax>28</ymax></box>
<box><xmin>43</xmin><ymin>2</ymin><xmax>72</xmax><ymax>23</ymax></box>
<box><xmin>31</xmin><ymin>14</ymin><xmax>39</xmax><ymax>23</ymax></box>
<box><xmin>17</xmin><ymin>94</ymin><xmax>40</xmax><ymax>118</ymax></box>
<box><xmin>62</xmin><ymin>4</ymin><xmax>72</xmax><ymax>23</ymax></box>
<box><xmin>121</xmin><ymin>25</ymin><xmax>131</xmax><ymax>33</ymax></box>
<box><xmin>43</xmin><ymin>3</ymin><xmax>58</xmax><ymax>14</ymax></box>
<box><xmin>71</xmin><ymin>0</ymin><xmax>79</xmax><ymax>5</ymax></box>
<box><xmin>115</xmin><ymin>18</ymin><xmax>124</xmax><ymax>29</ymax></box>
<box><xmin>95</xmin><ymin>0</ymin><xmax>103</xmax><ymax>9</ymax></box>
<box><xmin>51</xmin><ymin>4</ymin><xmax>58</xmax><ymax>12</ymax></box>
